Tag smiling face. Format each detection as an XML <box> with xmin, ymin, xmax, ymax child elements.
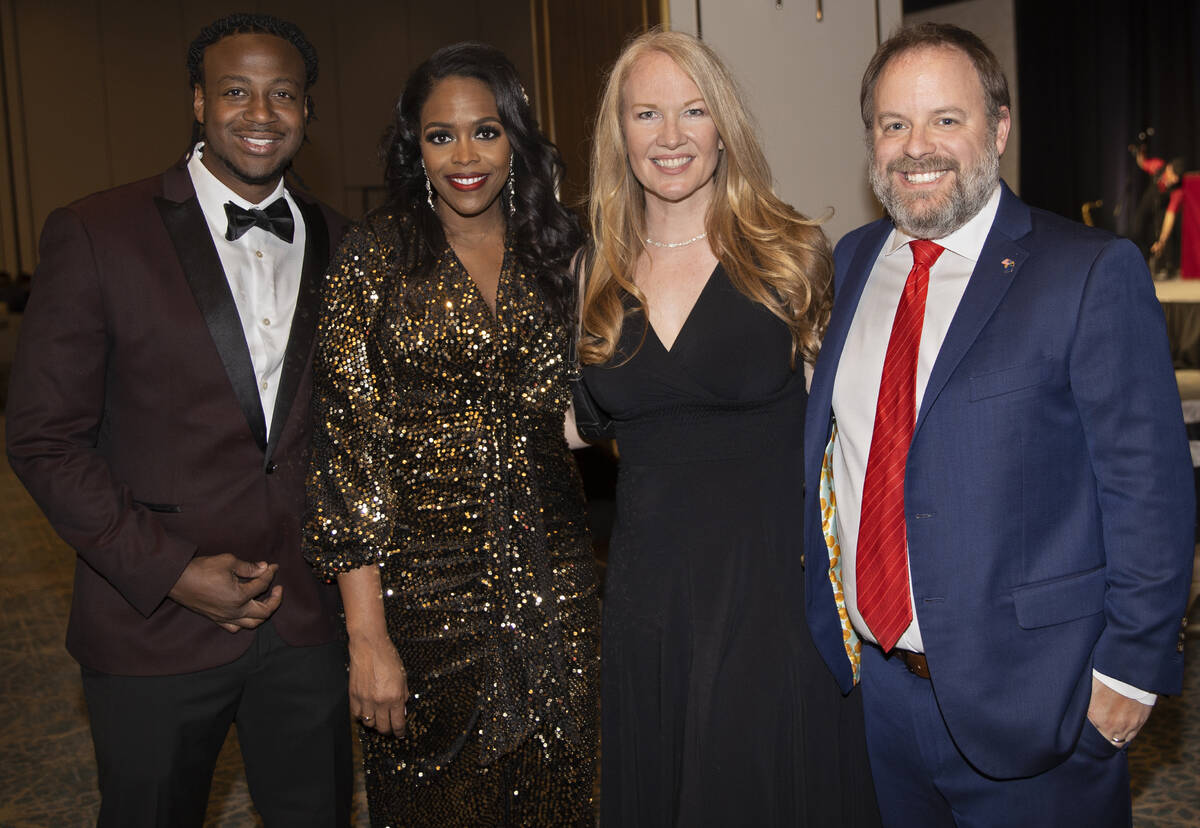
<box><xmin>419</xmin><ymin>75</ymin><xmax>511</xmax><ymax>223</ymax></box>
<box><xmin>193</xmin><ymin>33</ymin><xmax>308</xmax><ymax>203</ymax></box>
<box><xmin>868</xmin><ymin>45</ymin><xmax>1009</xmax><ymax>239</ymax></box>
<box><xmin>621</xmin><ymin>51</ymin><xmax>723</xmax><ymax>210</ymax></box>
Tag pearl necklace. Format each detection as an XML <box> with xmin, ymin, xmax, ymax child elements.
<box><xmin>644</xmin><ymin>231</ymin><xmax>708</xmax><ymax>249</ymax></box>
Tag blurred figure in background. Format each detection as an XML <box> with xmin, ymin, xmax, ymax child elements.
<box><xmin>1131</xmin><ymin>145</ymin><xmax>1186</xmax><ymax>277</ymax></box>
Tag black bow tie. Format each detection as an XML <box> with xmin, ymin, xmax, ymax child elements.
<box><xmin>223</xmin><ymin>198</ymin><xmax>295</xmax><ymax>243</ymax></box>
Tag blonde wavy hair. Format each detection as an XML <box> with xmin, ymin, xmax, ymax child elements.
<box><xmin>580</xmin><ymin>28</ymin><xmax>833</xmax><ymax>367</ymax></box>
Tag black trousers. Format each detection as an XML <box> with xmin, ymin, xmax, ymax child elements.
<box><xmin>81</xmin><ymin>620</ymin><xmax>351</xmax><ymax>828</ymax></box>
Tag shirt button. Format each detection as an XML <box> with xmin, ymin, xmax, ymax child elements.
<box><xmin>262</xmin><ymin>318</ymin><xmax>271</xmax><ymax>326</ymax></box>
<box><xmin>260</xmin><ymin>380</ymin><xmax>268</xmax><ymax>391</ymax></box>
<box><xmin>255</xmin><ymin>250</ymin><xmax>263</xmax><ymax>258</ymax></box>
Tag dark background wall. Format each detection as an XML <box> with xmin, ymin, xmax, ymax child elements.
<box><xmin>1014</xmin><ymin>0</ymin><xmax>1198</xmax><ymax>233</ymax></box>
<box><xmin>905</xmin><ymin>0</ymin><xmax>1197</xmax><ymax>232</ymax></box>
<box><xmin>0</xmin><ymin>0</ymin><xmax>662</xmax><ymax>276</ymax></box>
<box><xmin>535</xmin><ymin>0</ymin><xmax>663</xmax><ymax>210</ymax></box>
<box><xmin>6</xmin><ymin>0</ymin><xmax>1193</xmax><ymax>271</ymax></box>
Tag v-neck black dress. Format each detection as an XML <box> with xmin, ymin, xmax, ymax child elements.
<box><xmin>582</xmin><ymin>264</ymin><xmax>878</xmax><ymax>827</ymax></box>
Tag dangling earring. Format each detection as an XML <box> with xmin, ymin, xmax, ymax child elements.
<box><xmin>422</xmin><ymin>159</ymin><xmax>435</xmax><ymax>211</ymax></box>
<box><xmin>507</xmin><ymin>155</ymin><xmax>516</xmax><ymax>216</ymax></box>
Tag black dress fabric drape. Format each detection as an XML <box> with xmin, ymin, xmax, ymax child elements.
<box><xmin>583</xmin><ymin>264</ymin><xmax>879</xmax><ymax>827</ymax></box>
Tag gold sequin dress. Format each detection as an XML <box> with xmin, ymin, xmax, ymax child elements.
<box><xmin>305</xmin><ymin>211</ymin><xmax>599</xmax><ymax>827</ymax></box>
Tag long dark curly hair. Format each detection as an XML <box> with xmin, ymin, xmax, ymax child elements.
<box><xmin>381</xmin><ymin>42</ymin><xmax>583</xmax><ymax>326</ymax></box>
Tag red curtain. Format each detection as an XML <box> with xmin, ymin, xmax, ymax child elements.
<box><xmin>1183</xmin><ymin>174</ymin><xmax>1200</xmax><ymax>279</ymax></box>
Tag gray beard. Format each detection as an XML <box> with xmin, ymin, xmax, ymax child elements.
<box><xmin>869</xmin><ymin>142</ymin><xmax>999</xmax><ymax>239</ymax></box>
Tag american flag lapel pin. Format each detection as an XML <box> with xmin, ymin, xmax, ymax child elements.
<box><xmin>1001</xmin><ymin>258</ymin><xmax>1015</xmax><ymax>272</ymax></box>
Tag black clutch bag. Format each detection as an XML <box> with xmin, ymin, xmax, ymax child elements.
<box><xmin>570</xmin><ymin>253</ymin><xmax>615</xmax><ymax>442</ymax></box>
<box><xmin>569</xmin><ymin>370</ymin><xmax>614</xmax><ymax>442</ymax></box>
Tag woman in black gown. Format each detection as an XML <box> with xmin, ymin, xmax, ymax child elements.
<box><xmin>572</xmin><ymin>30</ymin><xmax>879</xmax><ymax>827</ymax></box>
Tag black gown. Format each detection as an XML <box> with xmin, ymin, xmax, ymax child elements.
<box><xmin>583</xmin><ymin>264</ymin><xmax>879</xmax><ymax>827</ymax></box>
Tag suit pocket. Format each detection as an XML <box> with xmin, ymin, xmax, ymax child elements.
<box><xmin>969</xmin><ymin>358</ymin><xmax>1052</xmax><ymax>401</ymax></box>
<box><xmin>133</xmin><ymin>499</ymin><xmax>183</xmax><ymax>513</ymax></box>
<box><xmin>1077</xmin><ymin>718</ymin><xmax>1122</xmax><ymax>759</ymax></box>
<box><xmin>1012</xmin><ymin>566</ymin><xmax>1106</xmax><ymax>629</ymax></box>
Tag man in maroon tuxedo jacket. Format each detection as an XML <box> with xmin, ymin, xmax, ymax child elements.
<box><xmin>6</xmin><ymin>14</ymin><xmax>351</xmax><ymax>827</ymax></box>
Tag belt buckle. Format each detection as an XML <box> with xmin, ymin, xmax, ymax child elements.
<box><xmin>900</xmin><ymin>650</ymin><xmax>931</xmax><ymax>680</ymax></box>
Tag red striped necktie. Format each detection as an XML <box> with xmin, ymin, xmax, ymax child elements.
<box><xmin>856</xmin><ymin>239</ymin><xmax>944</xmax><ymax>652</ymax></box>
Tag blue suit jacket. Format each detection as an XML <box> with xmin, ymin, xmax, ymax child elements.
<box><xmin>803</xmin><ymin>183</ymin><xmax>1194</xmax><ymax>779</ymax></box>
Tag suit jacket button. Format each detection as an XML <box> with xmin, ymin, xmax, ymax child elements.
<box><xmin>265</xmin><ymin>462</ymin><xmax>278</xmax><ymax>475</ymax></box>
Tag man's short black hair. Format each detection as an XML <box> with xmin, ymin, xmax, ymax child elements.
<box><xmin>187</xmin><ymin>13</ymin><xmax>318</xmax><ymax>91</ymax></box>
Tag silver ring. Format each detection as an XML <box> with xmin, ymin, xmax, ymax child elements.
<box><xmin>1110</xmin><ymin>735</ymin><xmax>1125</xmax><ymax>744</ymax></box>
<box><xmin>361</xmin><ymin>715</ymin><xmax>373</xmax><ymax>722</ymax></box>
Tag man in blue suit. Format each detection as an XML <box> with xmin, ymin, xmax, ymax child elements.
<box><xmin>804</xmin><ymin>23</ymin><xmax>1194</xmax><ymax>827</ymax></box>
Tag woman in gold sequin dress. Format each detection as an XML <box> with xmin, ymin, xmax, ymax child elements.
<box><xmin>574</xmin><ymin>31</ymin><xmax>879</xmax><ymax>827</ymax></box>
<box><xmin>305</xmin><ymin>43</ymin><xmax>598</xmax><ymax>826</ymax></box>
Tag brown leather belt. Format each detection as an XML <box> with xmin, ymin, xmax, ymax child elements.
<box><xmin>895</xmin><ymin>649</ymin><xmax>931</xmax><ymax>679</ymax></box>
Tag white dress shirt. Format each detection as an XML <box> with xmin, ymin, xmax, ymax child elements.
<box><xmin>829</xmin><ymin>185</ymin><xmax>1152</xmax><ymax>704</ymax></box>
<box><xmin>187</xmin><ymin>144</ymin><xmax>306</xmax><ymax>439</ymax></box>
<box><xmin>832</xmin><ymin>186</ymin><xmax>999</xmax><ymax>654</ymax></box>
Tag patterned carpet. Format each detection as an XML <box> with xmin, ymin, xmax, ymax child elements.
<box><xmin>0</xmin><ymin>408</ymin><xmax>1197</xmax><ymax>825</ymax></box>
<box><xmin>1129</xmin><ymin>646</ymin><xmax>1200</xmax><ymax>827</ymax></box>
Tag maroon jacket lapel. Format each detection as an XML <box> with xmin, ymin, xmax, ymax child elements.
<box><xmin>155</xmin><ymin>165</ymin><xmax>269</xmax><ymax>452</ymax></box>
<box><xmin>264</xmin><ymin>189</ymin><xmax>329</xmax><ymax>465</ymax></box>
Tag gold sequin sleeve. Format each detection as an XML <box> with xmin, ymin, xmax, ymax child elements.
<box><xmin>305</xmin><ymin>218</ymin><xmax>401</xmax><ymax>578</ymax></box>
